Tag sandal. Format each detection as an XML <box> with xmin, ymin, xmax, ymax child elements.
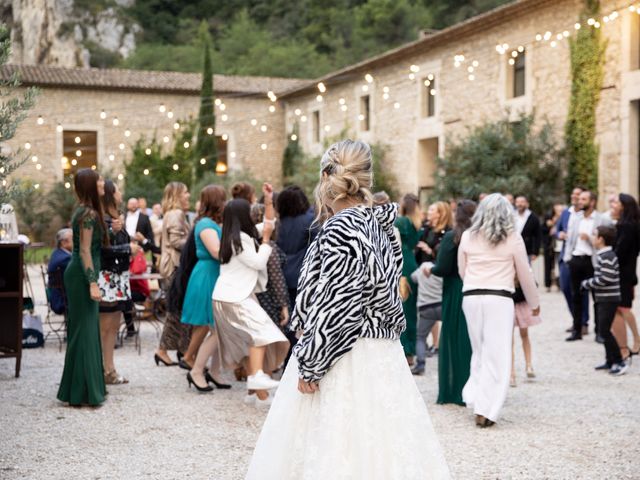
<box><xmin>104</xmin><ymin>370</ymin><xmax>129</xmax><ymax>385</ymax></box>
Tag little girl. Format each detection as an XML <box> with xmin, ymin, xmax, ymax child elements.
<box><xmin>212</xmin><ymin>185</ymin><xmax>289</xmax><ymax>406</ymax></box>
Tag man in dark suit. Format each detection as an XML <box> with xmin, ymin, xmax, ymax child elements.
<box><xmin>125</xmin><ymin>197</ymin><xmax>161</xmax><ymax>254</ymax></box>
<box><xmin>515</xmin><ymin>195</ymin><xmax>541</xmax><ymax>261</ymax></box>
<box><xmin>47</xmin><ymin>228</ymin><xmax>72</xmax><ymax>314</ymax></box>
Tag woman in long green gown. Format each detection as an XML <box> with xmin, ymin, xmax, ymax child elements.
<box><xmin>57</xmin><ymin>169</ymin><xmax>108</xmax><ymax>406</ymax></box>
<box><xmin>395</xmin><ymin>194</ymin><xmax>422</xmax><ymax>360</ymax></box>
<box><xmin>427</xmin><ymin>200</ymin><xmax>476</xmax><ymax>405</ymax></box>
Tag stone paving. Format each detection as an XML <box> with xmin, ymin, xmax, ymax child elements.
<box><xmin>1</xmin><ymin>267</ymin><xmax>639</xmax><ymax>479</ymax></box>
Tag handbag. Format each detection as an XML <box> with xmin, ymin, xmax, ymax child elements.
<box><xmin>101</xmin><ymin>244</ymin><xmax>131</xmax><ymax>274</ymax></box>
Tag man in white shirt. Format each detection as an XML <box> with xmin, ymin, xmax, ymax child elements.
<box><xmin>514</xmin><ymin>195</ymin><xmax>541</xmax><ymax>261</ymax></box>
<box><xmin>125</xmin><ymin>198</ymin><xmax>161</xmax><ymax>254</ymax></box>
<box><xmin>564</xmin><ymin>190</ymin><xmax>607</xmax><ymax>341</ymax></box>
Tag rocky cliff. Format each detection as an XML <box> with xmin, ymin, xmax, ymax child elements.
<box><xmin>0</xmin><ymin>0</ymin><xmax>138</xmax><ymax>68</ymax></box>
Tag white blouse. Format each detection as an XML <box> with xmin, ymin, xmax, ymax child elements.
<box><xmin>212</xmin><ymin>232</ymin><xmax>272</xmax><ymax>303</ymax></box>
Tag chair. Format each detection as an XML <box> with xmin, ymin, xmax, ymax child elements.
<box><xmin>40</xmin><ymin>265</ymin><xmax>67</xmax><ymax>352</ymax></box>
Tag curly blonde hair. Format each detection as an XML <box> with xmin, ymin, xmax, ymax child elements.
<box><xmin>314</xmin><ymin>139</ymin><xmax>373</xmax><ymax>223</ymax></box>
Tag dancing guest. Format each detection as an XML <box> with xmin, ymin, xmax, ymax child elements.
<box><xmin>252</xmin><ymin>203</ymin><xmax>290</xmax><ymax>328</ymax></box>
<box><xmin>556</xmin><ymin>187</ymin><xmax>589</xmax><ymax>333</ymax></box>
<box><xmin>179</xmin><ymin>185</ymin><xmax>228</xmax><ymax>390</ymax></box>
<box><xmin>155</xmin><ymin>182</ymin><xmax>192</xmax><ymax>366</ymax></box>
<box><xmin>424</xmin><ymin>200</ymin><xmax>476</xmax><ymax>405</ymax></box>
<box><xmin>246</xmin><ymin>140</ymin><xmax>450</xmax><ymax>478</ymax></box>
<box><xmin>47</xmin><ymin>228</ymin><xmax>72</xmax><ymax>314</ymax></box>
<box><xmin>395</xmin><ymin>193</ymin><xmax>423</xmax><ymax>363</ymax></box>
<box><xmin>458</xmin><ymin>193</ymin><xmax>539</xmax><ymax>427</ymax></box>
<box><xmin>231</xmin><ymin>181</ymin><xmax>257</xmax><ymax>204</ymax></box>
<box><xmin>514</xmin><ymin>195</ymin><xmax>541</xmax><ymax>261</ymax></box>
<box><xmin>581</xmin><ymin>225</ymin><xmax>628</xmax><ymax>375</ymax></box>
<box><xmin>276</xmin><ymin>185</ymin><xmax>316</xmax><ymax>362</ymax></box>
<box><xmin>610</xmin><ymin>193</ymin><xmax>640</xmax><ymax>360</ymax></box>
<box><xmin>416</xmin><ymin>201</ymin><xmax>452</xmax><ymax>352</ymax></box>
<box><xmin>565</xmin><ymin>190</ymin><xmax>608</xmax><ymax>341</ymax></box>
<box><xmin>212</xmin><ymin>193</ymin><xmax>289</xmax><ymax>406</ymax></box>
<box><xmin>98</xmin><ymin>180</ymin><xmax>131</xmax><ymax>385</ymax></box>
<box><xmin>57</xmin><ymin>169</ymin><xmax>107</xmax><ymax>406</ymax></box>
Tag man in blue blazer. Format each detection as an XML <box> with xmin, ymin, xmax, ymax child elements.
<box><xmin>47</xmin><ymin>228</ymin><xmax>72</xmax><ymax>314</ymax></box>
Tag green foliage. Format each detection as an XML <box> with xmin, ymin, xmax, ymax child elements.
<box><xmin>434</xmin><ymin>114</ymin><xmax>564</xmax><ymax>213</ymax></box>
<box><xmin>0</xmin><ymin>24</ymin><xmax>38</xmax><ymax>204</ymax></box>
<box><xmin>124</xmin><ymin>122</ymin><xmax>197</xmax><ymax>204</ymax></box>
<box><xmin>120</xmin><ymin>1</ymin><xmax>510</xmax><ymax>77</ymax></box>
<box><xmin>194</xmin><ymin>25</ymin><xmax>217</xmax><ymax>180</ymax></box>
<box><xmin>282</xmin><ymin>124</ymin><xmax>302</xmax><ymax>181</ymax></box>
<box><xmin>85</xmin><ymin>40</ymin><xmax>122</xmax><ymax>68</ymax></box>
<box><xmin>284</xmin><ymin>130</ymin><xmax>399</xmax><ymax>201</ymax></box>
<box><xmin>564</xmin><ymin>0</ymin><xmax>606</xmax><ymax>193</ymax></box>
<box><xmin>47</xmin><ymin>181</ymin><xmax>77</xmax><ymax>228</ymax></box>
<box><xmin>12</xmin><ymin>179</ymin><xmax>50</xmax><ymax>241</ymax></box>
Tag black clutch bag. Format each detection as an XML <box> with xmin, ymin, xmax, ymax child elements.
<box><xmin>100</xmin><ymin>244</ymin><xmax>131</xmax><ymax>274</ymax></box>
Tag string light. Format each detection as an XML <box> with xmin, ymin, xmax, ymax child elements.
<box><xmin>341</xmin><ymin>105</ymin><xmax>348</xmax><ymax>111</ymax></box>
<box><xmin>261</xmin><ymin>143</ymin><xmax>267</xmax><ymax>150</ymax></box>
<box><xmin>183</xmin><ymin>141</ymin><xmax>190</xmax><ymax>148</ymax></box>
<box><xmin>269</xmin><ymin>105</ymin><xmax>276</xmax><ymax>113</ymax></box>
<box><xmin>290</xmin><ymin>134</ymin><xmax>298</xmax><ymax>141</ymax></box>
<box><xmin>317</xmin><ymin>82</ymin><xmax>326</xmax><ymax>93</ymax></box>
<box><xmin>173</xmin><ymin>122</ymin><xmax>180</xmax><ymax>130</ymax></box>
<box><xmin>365</xmin><ymin>73</ymin><xmax>374</xmax><ymax>83</ymax></box>
<box><xmin>216</xmin><ymin>162</ymin><xmax>228</xmax><ymax>174</ymax></box>
<box><xmin>316</xmin><ymin>94</ymin><xmax>323</xmax><ymax>102</ymax></box>
<box><xmin>143</xmin><ymin>168</ymin><xmax>150</xmax><ymax>175</ymax></box>
<box><xmin>159</xmin><ymin>104</ymin><xmax>166</xmax><ymax>112</ymax></box>
<box><xmin>24</xmin><ymin>142</ymin><xmax>31</xmax><ymax>150</ymax></box>
<box><xmin>219</xmin><ymin>104</ymin><xmax>226</xmax><ymax>111</ymax></box>
<box><xmin>117</xmin><ymin>174</ymin><xmax>124</xmax><ymax>181</ymax></box>
<box><xmin>71</xmin><ymin>159</ymin><xmax>77</xmax><ymax>166</ymax></box>
<box><xmin>222</xmin><ymin>134</ymin><xmax>228</xmax><ymax>141</ymax></box>
<box><xmin>100</xmin><ymin>110</ymin><xmax>107</xmax><ymax>119</ymax></box>
<box><xmin>64</xmin><ymin>182</ymin><xmax>71</xmax><ymax>189</ymax></box>
<box><xmin>119</xmin><ymin>143</ymin><xmax>125</xmax><ymax>150</ymax></box>
<box><xmin>76</xmin><ymin>149</ymin><xmax>82</xmax><ymax>157</ymax></box>
<box><xmin>172</xmin><ymin>163</ymin><xmax>179</xmax><ymax>170</ymax></box>
<box><xmin>221</xmin><ymin>114</ymin><xmax>228</xmax><ymax>122</ymax></box>
<box><xmin>34</xmin><ymin>183</ymin><xmax>40</xmax><ymax>188</ymax></box>
<box><xmin>301</xmin><ymin>115</ymin><xmax>307</xmax><ymax>122</ymax></box>
<box><xmin>37</xmin><ymin>115</ymin><xmax>44</xmax><ymax>125</ymax></box>
<box><xmin>145</xmin><ymin>148</ymin><xmax>151</xmax><ymax>155</ymax></box>
<box><xmin>206</xmin><ymin>127</ymin><xmax>213</xmax><ymax>135</ymax></box>
<box><xmin>215</xmin><ymin>99</ymin><xmax>222</xmax><ymax>106</ymax></box>
<box><xmin>409</xmin><ymin>73</ymin><xmax>415</xmax><ymax>80</ymax></box>
<box><xmin>382</xmin><ymin>93</ymin><xmax>389</xmax><ymax>100</ymax></box>
<box><xmin>163</xmin><ymin>136</ymin><xmax>169</xmax><ymax>143</ymax></box>
<box><xmin>200</xmin><ymin>158</ymin><xmax>206</xmax><ymax>165</ymax></box>
<box><xmin>294</xmin><ymin>108</ymin><xmax>301</xmax><ymax>116</ymax></box>
<box><xmin>167</xmin><ymin>111</ymin><xmax>174</xmax><ymax>118</ymax></box>
<box><xmin>109</xmin><ymin>154</ymin><xmax>115</xmax><ymax>161</ymax></box>
<box><xmin>124</xmin><ymin>129</ymin><xmax>131</xmax><ymax>137</ymax></box>
<box><xmin>74</xmin><ymin>136</ymin><xmax>81</xmax><ymax>144</ymax></box>
<box><xmin>410</xmin><ymin>65</ymin><xmax>420</xmax><ymax>73</ymax></box>
<box><xmin>230</xmin><ymin>152</ymin><xmax>236</xmax><ymax>159</ymax></box>
<box><xmin>260</xmin><ymin>125</ymin><xmax>267</xmax><ymax>132</ymax></box>
<box><xmin>393</xmin><ymin>102</ymin><xmax>400</xmax><ymax>109</ymax></box>
<box><xmin>31</xmin><ymin>155</ymin><xmax>38</xmax><ymax>162</ymax></box>
<box><xmin>250</xmin><ymin>119</ymin><xmax>257</xmax><ymax>126</ymax></box>
<box><xmin>35</xmin><ymin>164</ymin><xmax>41</xmax><ymax>171</ymax></box>
<box><xmin>324</xmin><ymin>125</ymin><xmax>331</xmax><ymax>132</ymax></box>
<box><xmin>57</xmin><ymin>124</ymin><xmax>63</xmax><ymax>132</ymax></box>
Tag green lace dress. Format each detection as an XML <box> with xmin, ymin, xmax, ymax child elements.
<box><xmin>430</xmin><ymin>230</ymin><xmax>471</xmax><ymax>406</ymax></box>
<box><xmin>57</xmin><ymin>207</ymin><xmax>106</xmax><ymax>406</ymax></box>
<box><xmin>395</xmin><ymin>215</ymin><xmax>420</xmax><ymax>357</ymax></box>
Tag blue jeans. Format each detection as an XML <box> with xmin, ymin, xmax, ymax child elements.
<box><xmin>559</xmin><ymin>259</ymin><xmax>589</xmax><ymax>326</ymax></box>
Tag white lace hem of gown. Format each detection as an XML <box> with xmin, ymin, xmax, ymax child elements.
<box><xmin>246</xmin><ymin>338</ymin><xmax>451</xmax><ymax>480</ymax></box>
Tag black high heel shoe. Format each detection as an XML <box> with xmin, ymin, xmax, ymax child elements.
<box><xmin>187</xmin><ymin>372</ymin><xmax>213</xmax><ymax>392</ymax></box>
<box><xmin>154</xmin><ymin>353</ymin><xmax>177</xmax><ymax>367</ymax></box>
<box><xmin>205</xmin><ymin>372</ymin><xmax>231</xmax><ymax>389</ymax></box>
<box><xmin>177</xmin><ymin>351</ymin><xmax>184</xmax><ymax>361</ymax></box>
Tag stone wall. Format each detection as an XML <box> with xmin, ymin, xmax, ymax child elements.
<box><xmin>282</xmin><ymin>0</ymin><xmax>635</xmax><ymax>206</ymax></box>
<box><xmin>7</xmin><ymin>87</ymin><xmax>285</xmax><ymax>189</ymax></box>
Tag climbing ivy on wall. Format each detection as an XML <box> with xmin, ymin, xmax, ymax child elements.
<box><xmin>564</xmin><ymin>0</ymin><xmax>607</xmax><ymax>193</ymax></box>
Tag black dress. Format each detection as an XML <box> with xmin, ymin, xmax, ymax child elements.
<box><xmin>614</xmin><ymin>222</ymin><xmax>640</xmax><ymax>308</ymax></box>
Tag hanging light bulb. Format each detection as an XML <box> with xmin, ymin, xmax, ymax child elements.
<box><xmin>159</xmin><ymin>104</ymin><xmax>166</xmax><ymax>113</ymax></box>
<box><xmin>163</xmin><ymin>136</ymin><xmax>169</xmax><ymax>143</ymax></box>
<box><xmin>74</xmin><ymin>136</ymin><xmax>81</xmax><ymax>144</ymax></box>
<box><xmin>291</xmin><ymin>134</ymin><xmax>298</xmax><ymax>141</ymax></box>
<box><xmin>119</xmin><ymin>143</ymin><xmax>125</xmax><ymax>150</ymax></box>
<box><xmin>200</xmin><ymin>158</ymin><xmax>206</xmax><ymax>165</ymax></box>
<box><xmin>301</xmin><ymin>115</ymin><xmax>307</xmax><ymax>122</ymax></box>
<box><xmin>35</xmin><ymin>164</ymin><xmax>42</xmax><ymax>171</ymax></box>
<box><xmin>112</xmin><ymin>117</ymin><xmax>119</xmax><ymax>126</ymax></box>
<box><xmin>117</xmin><ymin>174</ymin><xmax>124</xmax><ymax>181</ymax></box>
<box><xmin>71</xmin><ymin>159</ymin><xmax>78</xmax><ymax>166</ymax></box>
<box><xmin>57</xmin><ymin>124</ymin><xmax>63</xmax><ymax>132</ymax></box>
<box><xmin>109</xmin><ymin>154</ymin><xmax>115</xmax><ymax>161</ymax></box>
<box><xmin>64</xmin><ymin>182</ymin><xmax>71</xmax><ymax>189</ymax></box>
<box><xmin>124</xmin><ymin>129</ymin><xmax>131</xmax><ymax>137</ymax></box>
<box><xmin>207</xmin><ymin>127</ymin><xmax>214</xmax><ymax>135</ymax></box>
<box><xmin>260</xmin><ymin>125</ymin><xmax>267</xmax><ymax>132</ymax></box>
<box><xmin>251</xmin><ymin>119</ymin><xmax>257</xmax><ymax>126</ymax></box>
<box><xmin>24</xmin><ymin>142</ymin><xmax>31</xmax><ymax>150</ymax></box>
<box><xmin>365</xmin><ymin>74</ymin><xmax>374</xmax><ymax>83</ymax></box>
<box><xmin>143</xmin><ymin>168</ymin><xmax>150</xmax><ymax>175</ymax></box>
<box><xmin>221</xmin><ymin>114</ymin><xmax>228</xmax><ymax>122</ymax></box>
<box><xmin>222</xmin><ymin>134</ymin><xmax>228</xmax><ymax>141</ymax></box>
<box><xmin>316</xmin><ymin>94</ymin><xmax>323</xmax><ymax>102</ymax></box>
<box><xmin>172</xmin><ymin>163</ymin><xmax>179</xmax><ymax>171</ymax></box>
<box><xmin>214</xmin><ymin>99</ymin><xmax>222</xmax><ymax>106</ymax></box>
<box><xmin>76</xmin><ymin>149</ymin><xmax>82</xmax><ymax>157</ymax></box>
<box><xmin>100</xmin><ymin>110</ymin><xmax>107</xmax><ymax>119</ymax></box>
<box><xmin>145</xmin><ymin>148</ymin><xmax>151</xmax><ymax>155</ymax></box>
<box><xmin>173</xmin><ymin>122</ymin><xmax>180</xmax><ymax>130</ymax></box>
<box><xmin>269</xmin><ymin>105</ymin><xmax>276</xmax><ymax>113</ymax></box>
<box><xmin>219</xmin><ymin>104</ymin><xmax>226</xmax><ymax>111</ymax></box>
<box><xmin>183</xmin><ymin>141</ymin><xmax>190</xmax><ymax>148</ymax></box>
<box><xmin>37</xmin><ymin>115</ymin><xmax>44</xmax><ymax>125</ymax></box>
<box><xmin>317</xmin><ymin>82</ymin><xmax>326</xmax><ymax>93</ymax></box>
<box><xmin>31</xmin><ymin>155</ymin><xmax>38</xmax><ymax>162</ymax></box>
<box><xmin>261</xmin><ymin>143</ymin><xmax>267</xmax><ymax>150</ymax></box>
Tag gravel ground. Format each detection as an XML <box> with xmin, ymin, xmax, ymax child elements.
<box><xmin>1</xmin><ymin>267</ymin><xmax>639</xmax><ymax>479</ymax></box>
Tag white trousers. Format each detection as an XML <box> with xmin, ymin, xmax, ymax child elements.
<box><xmin>462</xmin><ymin>295</ymin><xmax>514</xmax><ymax>422</ymax></box>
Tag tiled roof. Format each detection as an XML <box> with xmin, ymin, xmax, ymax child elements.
<box><xmin>0</xmin><ymin>64</ymin><xmax>309</xmax><ymax>96</ymax></box>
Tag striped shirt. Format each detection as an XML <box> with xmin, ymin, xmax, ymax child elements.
<box><xmin>581</xmin><ymin>247</ymin><xmax>621</xmax><ymax>303</ymax></box>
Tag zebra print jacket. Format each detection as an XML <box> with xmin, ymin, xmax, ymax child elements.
<box><xmin>290</xmin><ymin>203</ymin><xmax>406</xmax><ymax>383</ymax></box>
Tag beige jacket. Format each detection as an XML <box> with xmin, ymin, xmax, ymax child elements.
<box><xmin>159</xmin><ymin>209</ymin><xmax>189</xmax><ymax>278</ymax></box>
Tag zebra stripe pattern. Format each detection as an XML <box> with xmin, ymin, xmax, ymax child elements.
<box><xmin>290</xmin><ymin>203</ymin><xmax>405</xmax><ymax>383</ymax></box>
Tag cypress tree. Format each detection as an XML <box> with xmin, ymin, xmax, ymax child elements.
<box><xmin>194</xmin><ymin>38</ymin><xmax>217</xmax><ymax>181</ymax></box>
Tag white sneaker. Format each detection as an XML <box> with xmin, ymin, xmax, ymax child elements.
<box><xmin>609</xmin><ymin>362</ymin><xmax>629</xmax><ymax>376</ymax></box>
<box><xmin>246</xmin><ymin>370</ymin><xmax>280</xmax><ymax>390</ymax></box>
<box><xmin>255</xmin><ymin>394</ymin><xmax>273</xmax><ymax>407</ymax></box>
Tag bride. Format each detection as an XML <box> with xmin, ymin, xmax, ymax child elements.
<box><xmin>246</xmin><ymin>139</ymin><xmax>450</xmax><ymax>479</ymax></box>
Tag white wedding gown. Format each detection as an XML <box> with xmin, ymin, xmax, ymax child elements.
<box><xmin>246</xmin><ymin>338</ymin><xmax>451</xmax><ymax>479</ymax></box>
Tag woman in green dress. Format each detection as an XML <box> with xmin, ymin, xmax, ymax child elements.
<box><xmin>57</xmin><ymin>169</ymin><xmax>108</xmax><ymax>406</ymax></box>
<box><xmin>395</xmin><ymin>194</ymin><xmax>423</xmax><ymax>362</ymax></box>
<box><xmin>425</xmin><ymin>200</ymin><xmax>476</xmax><ymax>405</ymax></box>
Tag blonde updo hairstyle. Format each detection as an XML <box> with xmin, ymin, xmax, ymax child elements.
<box><xmin>314</xmin><ymin>139</ymin><xmax>374</xmax><ymax>223</ymax></box>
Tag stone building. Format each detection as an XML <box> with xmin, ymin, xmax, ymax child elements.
<box><xmin>280</xmin><ymin>0</ymin><xmax>640</xmax><ymax>204</ymax></box>
<box><xmin>0</xmin><ymin>65</ymin><xmax>306</xmax><ymax>189</ymax></box>
<box><xmin>3</xmin><ymin>0</ymin><xmax>640</xmax><ymax>205</ymax></box>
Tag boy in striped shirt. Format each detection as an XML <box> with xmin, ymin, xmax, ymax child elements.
<box><xmin>581</xmin><ymin>225</ymin><xmax>628</xmax><ymax>375</ymax></box>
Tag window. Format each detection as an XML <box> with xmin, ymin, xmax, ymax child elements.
<box><xmin>62</xmin><ymin>130</ymin><xmax>97</xmax><ymax>178</ymax></box>
<box><xmin>513</xmin><ymin>52</ymin><xmax>526</xmax><ymax>98</ymax></box>
<box><xmin>359</xmin><ymin>95</ymin><xmax>370</xmax><ymax>131</ymax></box>
<box><xmin>312</xmin><ymin>110</ymin><xmax>320</xmax><ymax>143</ymax></box>
<box><xmin>214</xmin><ymin>136</ymin><xmax>228</xmax><ymax>174</ymax></box>
<box><xmin>422</xmin><ymin>77</ymin><xmax>436</xmax><ymax>117</ymax></box>
<box><xmin>417</xmin><ymin>137</ymin><xmax>439</xmax><ymax>196</ymax></box>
